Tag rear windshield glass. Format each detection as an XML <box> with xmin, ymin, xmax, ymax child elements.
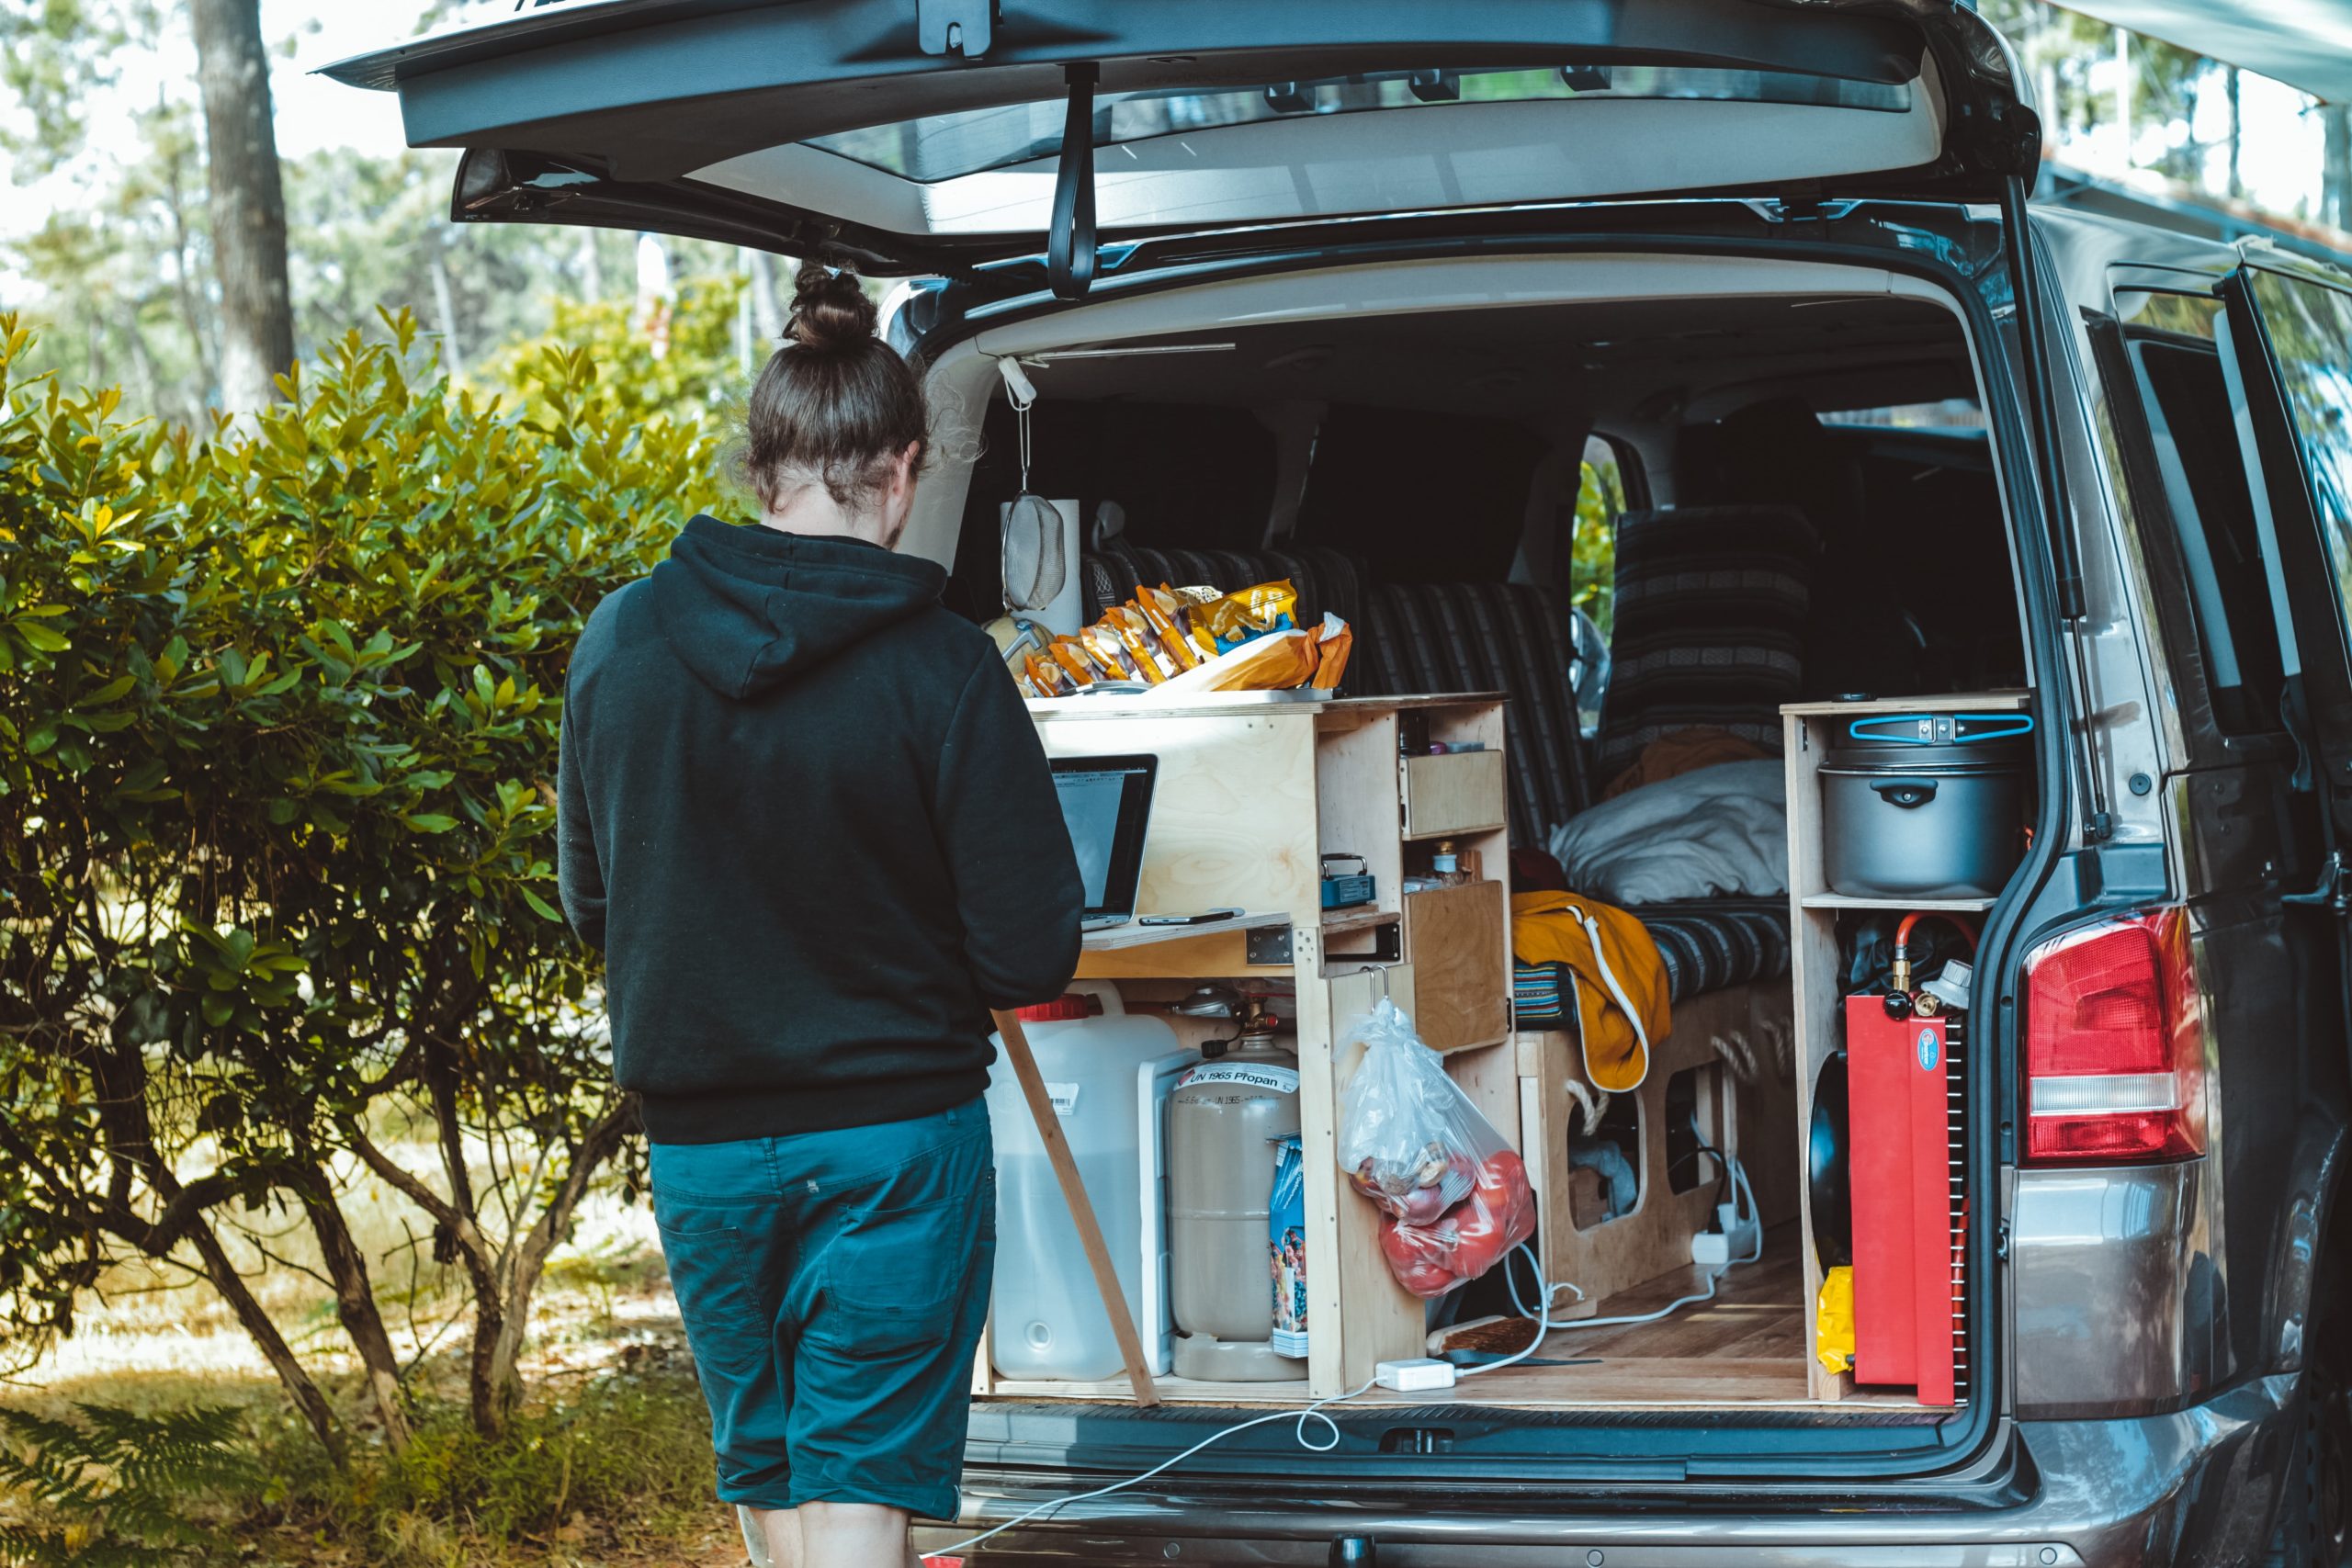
<box><xmin>808</xmin><ymin>65</ymin><xmax>1913</xmax><ymax>184</ymax></box>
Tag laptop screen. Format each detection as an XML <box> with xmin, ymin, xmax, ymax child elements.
<box><xmin>1050</xmin><ymin>754</ymin><xmax>1157</xmax><ymax>919</ymax></box>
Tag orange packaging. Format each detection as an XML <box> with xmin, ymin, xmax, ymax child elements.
<box><xmin>1048</xmin><ymin>640</ymin><xmax>1097</xmax><ymax>688</ymax></box>
<box><xmin>1081</xmin><ymin>624</ymin><xmax>1144</xmax><ymax>682</ymax></box>
<box><xmin>1112</xmin><ymin>605</ymin><xmax>1177</xmax><ymax>682</ymax></box>
<box><xmin>1136</xmin><ymin>587</ymin><xmax>1202</xmax><ymax>671</ymax></box>
<box><xmin>1313</xmin><ymin>613</ymin><xmax>1354</xmax><ymax>691</ymax></box>
<box><xmin>1198</xmin><ymin>579</ymin><xmax>1300</xmax><ymax>652</ymax></box>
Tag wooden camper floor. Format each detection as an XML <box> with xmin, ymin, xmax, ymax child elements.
<box><xmin>984</xmin><ymin>1224</ymin><xmax>1922</xmax><ymax>1412</ymax></box>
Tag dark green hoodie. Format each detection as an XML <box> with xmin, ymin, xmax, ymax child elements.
<box><xmin>556</xmin><ymin>516</ymin><xmax>1083</xmax><ymax>1144</ymax></box>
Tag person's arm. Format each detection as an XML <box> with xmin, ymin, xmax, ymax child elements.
<box><xmin>556</xmin><ymin>693</ymin><xmax>607</xmax><ymax>952</ymax></box>
<box><xmin>934</xmin><ymin>650</ymin><xmax>1083</xmax><ymax>1009</ymax></box>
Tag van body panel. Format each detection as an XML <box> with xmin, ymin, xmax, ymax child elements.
<box><xmin>922</xmin><ymin>1378</ymin><xmax>2295</xmax><ymax>1567</ymax></box>
<box><xmin>2010</xmin><ymin>1160</ymin><xmax>2215</xmax><ymax>1415</ymax></box>
<box><xmin>321</xmin><ymin>0</ymin><xmax>2038</xmax><ymax>273</ymax></box>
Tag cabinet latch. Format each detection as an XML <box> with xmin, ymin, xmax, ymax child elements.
<box><xmin>917</xmin><ymin>0</ymin><xmax>992</xmax><ymax>58</ymax></box>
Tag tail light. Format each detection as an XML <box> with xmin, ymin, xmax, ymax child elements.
<box><xmin>2021</xmin><ymin>908</ymin><xmax>2206</xmax><ymax>1165</ymax></box>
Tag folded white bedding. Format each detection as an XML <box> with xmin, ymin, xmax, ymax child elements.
<box><xmin>1547</xmin><ymin>759</ymin><xmax>1788</xmax><ymax>906</ymax></box>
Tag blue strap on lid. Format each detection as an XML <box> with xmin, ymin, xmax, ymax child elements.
<box><xmin>1848</xmin><ymin>713</ymin><xmax>2036</xmax><ymax>746</ymax></box>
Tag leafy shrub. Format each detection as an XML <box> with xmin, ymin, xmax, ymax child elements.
<box><xmin>0</xmin><ymin>1402</ymin><xmax>251</xmax><ymax>1566</ymax></box>
<box><xmin>252</xmin><ymin>1363</ymin><xmax>714</xmax><ymax>1565</ymax></box>
<box><xmin>0</xmin><ymin>310</ymin><xmax>724</xmax><ymax>1452</ymax></box>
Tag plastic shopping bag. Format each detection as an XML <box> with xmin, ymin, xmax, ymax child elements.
<box><xmin>1339</xmin><ymin>998</ymin><xmax>1535</xmax><ymax>1299</ymax></box>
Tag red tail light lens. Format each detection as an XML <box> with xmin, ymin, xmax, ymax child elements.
<box><xmin>2021</xmin><ymin>908</ymin><xmax>2205</xmax><ymax>1165</ymax></box>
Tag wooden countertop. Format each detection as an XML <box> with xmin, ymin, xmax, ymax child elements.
<box><xmin>1028</xmin><ymin>691</ymin><xmax>1506</xmax><ymax>722</ymax></box>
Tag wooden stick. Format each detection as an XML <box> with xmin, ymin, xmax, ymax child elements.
<box><xmin>991</xmin><ymin>1007</ymin><xmax>1162</xmax><ymax>1408</ymax></box>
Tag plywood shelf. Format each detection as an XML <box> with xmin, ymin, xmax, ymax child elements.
<box><xmin>1780</xmin><ymin>691</ymin><xmax>2030</xmax><ymax>718</ymax></box>
<box><xmin>1799</xmin><ymin>893</ymin><xmax>1997</xmax><ymax>912</ymax></box>
<box><xmin>979</xmin><ymin>1229</ymin><xmax>1943</xmax><ymax>1413</ymax></box>
<box><xmin>1319</xmin><ymin>907</ymin><xmax>1398</xmax><ymax>936</ymax></box>
<box><xmin>1081</xmin><ymin>911</ymin><xmax>1291</xmax><ymax>951</ymax></box>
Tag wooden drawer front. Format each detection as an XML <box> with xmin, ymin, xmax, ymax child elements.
<box><xmin>1401</xmin><ymin>750</ymin><xmax>1507</xmax><ymax>840</ymax></box>
<box><xmin>1402</xmin><ymin>881</ymin><xmax>1508</xmax><ymax>1051</ymax></box>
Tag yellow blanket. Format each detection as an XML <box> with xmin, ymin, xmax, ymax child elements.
<box><xmin>1510</xmin><ymin>889</ymin><xmax>1672</xmax><ymax>1093</ymax></box>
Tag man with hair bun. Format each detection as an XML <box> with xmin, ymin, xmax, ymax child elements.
<box><xmin>557</xmin><ymin>264</ymin><xmax>1083</xmax><ymax>1568</ymax></box>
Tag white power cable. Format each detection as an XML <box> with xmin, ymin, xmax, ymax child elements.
<box><xmin>939</xmin><ymin>1152</ymin><xmax>1759</xmax><ymax>1552</ymax></box>
<box><xmin>933</xmin><ymin>1377</ymin><xmax>1379</xmax><ymax>1557</ymax></box>
<box><xmin>1460</xmin><ymin>1152</ymin><xmax>1762</xmax><ymax>1380</ymax></box>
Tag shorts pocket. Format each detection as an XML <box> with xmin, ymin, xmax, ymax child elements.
<box><xmin>813</xmin><ymin>1194</ymin><xmax>977</xmax><ymax>1358</ymax></box>
<box><xmin>656</xmin><ymin>1216</ymin><xmax>771</xmax><ymax>1375</ymax></box>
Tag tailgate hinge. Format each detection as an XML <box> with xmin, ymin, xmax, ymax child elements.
<box><xmin>917</xmin><ymin>0</ymin><xmax>993</xmax><ymax>58</ymax></box>
<box><xmin>2285</xmin><ymin>849</ymin><xmax>2352</xmax><ymax>915</ymax></box>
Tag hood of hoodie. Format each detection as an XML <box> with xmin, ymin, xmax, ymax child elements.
<box><xmin>646</xmin><ymin>515</ymin><xmax>948</xmax><ymax>699</ymax></box>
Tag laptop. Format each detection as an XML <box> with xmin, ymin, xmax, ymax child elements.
<box><xmin>1050</xmin><ymin>754</ymin><xmax>1158</xmax><ymax>933</ymax></box>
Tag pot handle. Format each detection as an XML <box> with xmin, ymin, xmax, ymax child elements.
<box><xmin>1869</xmin><ymin>777</ymin><xmax>1939</xmax><ymax>808</ymax></box>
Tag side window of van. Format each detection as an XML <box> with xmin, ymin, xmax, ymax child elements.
<box><xmin>1569</xmin><ymin>434</ymin><xmax>1628</xmax><ymax>734</ymax></box>
<box><xmin>2110</xmin><ymin>288</ymin><xmax>2288</xmax><ymax>736</ymax></box>
<box><xmin>2245</xmin><ymin>270</ymin><xmax>2352</xmax><ymax>614</ymax></box>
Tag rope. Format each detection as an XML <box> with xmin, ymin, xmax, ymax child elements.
<box><xmin>1561</xmin><ymin>1076</ymin><xmax>1611</xmax><ymax>1136</ymax></box>
<box><xmin>1711</xmin><ymin>1029</ymin><xmax>1758</xmax><ymax>1085</ymax></box>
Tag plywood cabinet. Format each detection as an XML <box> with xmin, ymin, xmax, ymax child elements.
<box><xmin>1018</xmin><ymin>693</ymin><xmax>1512</xmax><ymax>1400</ymax></box>
<box><xmin>1782</xmin><ymin>691</ymin><xmax>2024</xmax><ymax>1405</ymax></box>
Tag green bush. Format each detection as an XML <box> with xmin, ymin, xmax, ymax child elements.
<box><xmin>0</xmin><ymin>1402</ymin><xmax>251</xmax><ymax>1566</ymax></box>
<box><xmin>249</xmin><ymin>1365</ymin><xmax>715</xmax><ymax>1565</ymax></box>
<box><xmin>0</xmin><ymin>310</ymin><xmax>722</xmax><ymax>1454</ymax></box>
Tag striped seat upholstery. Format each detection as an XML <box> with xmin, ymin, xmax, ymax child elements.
<box><xmin>1356</xmin><ymin>583</ymin><xmax>1590</xmax><ymax>846</ymax></box>
<box><xmin>1596</xmin><ymin>505</ymin><xmax>1819</xmax><ymax>781</ymax></box>
<box><xmin>1513</xmin><ymin>899</ymin><xmax>1791</xmax><ymax>1014</ymax></box>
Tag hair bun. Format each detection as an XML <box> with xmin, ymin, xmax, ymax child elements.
<box><xmin>787</xmin><ymin>265</ymin><xmax>879</xmax><ymax>354</ymax></box>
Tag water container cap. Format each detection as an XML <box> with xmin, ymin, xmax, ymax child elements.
<box><xmin>1017</xmin><ymin>995</ymin><xmax>1091</xmax><ymax>1021</ymax></box>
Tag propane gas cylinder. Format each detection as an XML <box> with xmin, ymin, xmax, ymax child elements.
<box><xmin>1167</xmin><ymin>1030</ymin><xmax>1305</xmax><ymax>1382</ymax></box>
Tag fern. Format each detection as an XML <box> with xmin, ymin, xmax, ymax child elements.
<box><xmin>0</xmin><ymin>1404</ymin><xmax>252</xmax><ymax>1566</ymax></box>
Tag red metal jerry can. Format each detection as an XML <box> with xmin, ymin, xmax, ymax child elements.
<box><xmin>1844</xmin><ymin>996</ymin><xmax>1957</xmax><ymax>1406</ymax></box>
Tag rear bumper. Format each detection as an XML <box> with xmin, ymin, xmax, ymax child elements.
<box><xmin>919</xmin><ymin>1374</ymin><xmax>2297</xmax><ymax>1566</ymax></box>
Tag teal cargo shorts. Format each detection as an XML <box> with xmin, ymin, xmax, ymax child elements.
<box><xmin>648</xmin><ymin>1097</ymin><xmax>994</xmax><ymax>1521</ymax></box>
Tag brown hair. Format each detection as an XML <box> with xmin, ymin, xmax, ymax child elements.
<box><xmin>738</xmin><ymin>265</ymin><xmax>929</xmax><ymax>513</ymax></box>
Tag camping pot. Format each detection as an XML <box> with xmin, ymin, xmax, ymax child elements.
<box><xmin>1819</xmin><ymin>712</ymin><xmax>2032</xmax><ymax>899</ymax></box>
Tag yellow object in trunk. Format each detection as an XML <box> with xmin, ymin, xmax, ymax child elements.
<box><xmin>1510</xmin><ymin>889</ymin><xmax>1670</xmax><ymax>1093</ymax></box>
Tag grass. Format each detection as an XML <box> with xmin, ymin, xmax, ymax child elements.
<box><xmin>0</xmin><ymin>1135</ymin><xmax>749</xmax><ymax>1568</ymax></box>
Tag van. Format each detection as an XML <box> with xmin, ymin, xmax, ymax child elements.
<box><xmin>333</xmin><ymin>5</ymin><xmax>2351</xmax><ymax>1562</ymax></box>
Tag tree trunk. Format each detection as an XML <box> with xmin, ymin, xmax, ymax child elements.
<box><xmin>184</xmin><ymin>1218</ymin><xmax>346</xmax><ymax>1465</ymax></box>
<box><xmin>2326</xmin><ymin>104</ymin><xmax>2351</xmax><ymax>231</ymax></box>
<box><xmin>2225</xmin><ymin>67</ymin><xmax>2244</xmax><ymax>201</ymax></box>
<box><xmin>430</xmin><ymin>234</ymin><xmax>467</xmax><ymax>378</ymax></box>
<box><xmin>466</xmin><ymin>1101</ymin><xmax>633</xmax><ymax>1438</ymax></box>
<box><xmin>191</xmin><ymin>0</ymin><xmax>294</xmax><ymax>412</ymax></box>
<box><xmin>748</xmin><ymin>250</ymin><xmax>784</xmax><ymax>342</ymax></box>
<box><xmin>295</xmin><ymin>1169</ymin><xmax>414</xmax><ymax>1454</ymax></box>
<box><xmin>578</xmin><ymin>231</ymin><xmax>605</xmax><ymax>303</ymax></box>
<box><xmin>2113</xmin><ymin>28</ymin><xmax>2132</xmax><ymax>168</ymax></box>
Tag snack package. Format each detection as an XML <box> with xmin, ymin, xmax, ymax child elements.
<box><xmin>1340</xmin><ymin>998</ymin><xmax>1535</xmax><ymax>1299</ymax></box>
<box><xmin>1149</xmin><ymin>627</ymin><xmax>1319</xmax><ymax>695</ymax></box>
<box><xmin>1268</xmin><ymin>1134</ymin><xmax>1309</xmax><ymax>1359</ymax></box>
<box><xmin>1046</xmin><ymin>640</ymin><xmax>1097</xmax><ymax>689</ymax></box>
<box><xmin>1197</xmin><ymin>579</ymin><xmax>1300</xmax><ymax>653</ymax></box>
<box><xmin>1312</xmin><ymin>612</ymin><xmax>1353</xmax><ymax>692</ymax></box>
<box><xmin>1165</xmin><ymin>585</ymin><xmax>1226</xmax><ymax>663</ymax></box>
<box><xmin>1111</xmin><ymin>604</ymin><xmax>1178</xmax><ymax>682</ymax></box>
<box><xmin>1136</xmin><ymin>586</ymin><xmax>1204</xmax><ymax>671</ymax></box>
<box><xmin>1080</xmin><ymin>623</ymin><xmax>1143</xmax><ymax>682</ymax></box>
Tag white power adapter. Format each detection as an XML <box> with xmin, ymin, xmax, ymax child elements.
<box><xmin>1374</xmin><ymin>1357</ymin><xmax>1458</xmax><ymax>1393</ymax></box>
<box><xmin>1689</xmin><ymin>1200</ymin><xmax>1760</xmax><ymax>1268</ymax></box>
